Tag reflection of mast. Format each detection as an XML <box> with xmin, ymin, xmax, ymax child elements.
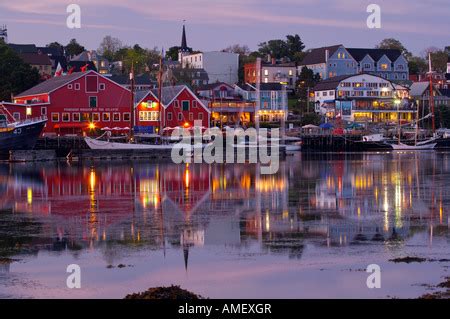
<box><xmin>183</xmin><ymin>244</ymin><xmax>189</xmax><ymax>272</ymax></box>
<box><xmin>255</xmin><ymin>58</ymin><xmax>261</xmax><ymax>134</ymax></box>
<box><xmin>428</xmin><ymin>53</ymin><xmax>435</xmax><ymax>133</ymax></box>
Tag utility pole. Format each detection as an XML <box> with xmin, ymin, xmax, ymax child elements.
<box><xmin>158</xmin><ymin>55</ymin><xmax>164</xmax><ymax>135</ymax></box>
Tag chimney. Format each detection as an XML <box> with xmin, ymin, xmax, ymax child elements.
<box><xmin>325</xmin><ymin>49</ymin><xmax>329</xmax><ymax>63</ymax></box>
<box><xmin>271</xmin><ymin>58</ymin><xmax>276</xmax><ymax>65</ymax></box>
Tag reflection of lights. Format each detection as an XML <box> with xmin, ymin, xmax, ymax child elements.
<box><xmin>184</xmin><ymin>166</ymin><xmax>190</xmax><ymax>189</ymax></box>
<box><xmin>89</xmin><ymin>170</ymin><xmax>96</xmax><ymax>190</ymax></box>
<box><xmin>255</xmin><ymin>177</ymin><xmax>286</xmax><ymax>192</ymax></box>
<box><xmin>265</xmin><ymin>211</ymin><xmax>270</xmax><ymax>231</ymax></box>
<box><xmin>27</xmin><ymin>187</ymin><xmax>33</xmax><ymax>205</ymax></box>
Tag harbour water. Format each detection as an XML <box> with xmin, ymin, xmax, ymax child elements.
<box><xmin>0</xmin><ymin>152</ymin><xmax>449</xmax><ymax>299</ymax></box>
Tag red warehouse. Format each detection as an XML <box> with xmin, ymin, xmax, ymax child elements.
<box><xmin>7</xmin><ymin>71</ymin><xmax>132</xmax><ymax>136</ymax></box>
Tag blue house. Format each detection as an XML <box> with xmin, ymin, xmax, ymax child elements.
<box><xmin>299</xmin><ymin>45</ymin><xmax>409</xmax><ymax>81</ymax></box>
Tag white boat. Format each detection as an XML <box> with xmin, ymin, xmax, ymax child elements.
<box><xmin>84</xmin><ymin>137</ymin><xmax>206</xmax><ymax>152</ymax></box>
<box><xmin>391</xmin><ymin>142</ymin><xmax>436</xmax><ymax>151</ymax></box>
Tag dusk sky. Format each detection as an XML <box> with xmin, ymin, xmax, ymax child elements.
<box><xmin>0</xmin><ymin>0</ymin><xmax>448</xmax><ymax>55</ymax></box>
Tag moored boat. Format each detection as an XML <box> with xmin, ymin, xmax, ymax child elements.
<box><xmin>0</xmin><ymin>106</ymin><xmax>47</xmax><ymax>151</ymax></box>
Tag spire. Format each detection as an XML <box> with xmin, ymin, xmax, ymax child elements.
<box><xmin>181</xmin><ymin>21</ymin><xmax>187</xmax><ymax>51</ymax></box>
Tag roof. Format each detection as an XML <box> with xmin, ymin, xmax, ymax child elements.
<box><xmin>109</xmin><ymin>74</ymin><xmax>156</xmax><ymax>86</ymax></box>
<box><xmin>67</xmin><ymin>61</ymin><xmax>97</xmax><ymax>73</ymax></box>
<box><xmin>151</xmin><ymin>85</ymin><xmax>186</xmax><ymax>106</ymax></box>
<box><xmin>171</xmin><ymin>68</ymin><xmax>209</xmax><ymax>81</ymax></box>
<box><xmin>19</xmin><ymin>53</ymin><xmax>52</xmax><ymax>66</ymax></box>
<box><xmin>346</xmin><ymin>48</ymin><xmax>403</xmax><ymax>62</ymax></box>
<box><xmin>197</xmin><ymin>82</ymin><xmax>234</xmax><ymax>91</ymax></box>
<box><xmin>8</xmin><ymin>43</ymin><xmax>37</xmax><ymax>54</ymax></box>
<box><xmin>313</xmin><ymin>75</ymin><xmax>354</xmax><ymax>91</ymax></box>
<box><xmin>181</xmin><ymin>24</ymin><xmax>188</xmax><ymax>50</ymax></box>
<box><xmin>299</xmin><ymin>45</ymin><xmax>342</xmax><ymax>65</ymax></box>
<box><xmin>15</xmin><ymin>72</ymin><xmax>89</xmax><ymax>98</ymax></box>
<box><xmin>71</xmin><ymin>51</ymin><xmax>91</xmax><ymax>62</ymax></box>
<box><xmin>238</xmin><ymin>83</ymin><xmax>285</xmax><ymax>91</ymax></box>
<box><xmin>37</xmin><ymin>46</ymin><xmax>63</xmax><ymax>57</ymax></box>
<box><xmin>409</xmin><ymin>82</ymin><xmax>431</xmax><ymax>97</ymax></box>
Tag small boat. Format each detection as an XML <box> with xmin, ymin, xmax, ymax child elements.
<box><xmin>0</xmin><ymin>106</ymin><xmax>47</xmax><ymax>151</ymax></box>
<box><xmin>390</xmin><ymin>142</ymin><xmax>436</xmax><ymax>151</ymax></box>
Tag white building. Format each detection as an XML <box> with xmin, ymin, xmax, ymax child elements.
<box><xmin>313</xmin><ymin>73</ymin><xmax>414</xmax><ymax>123</ymax></box>
<box><xmin>0</xmin><ymin>25</ymin><xmax>7</xmax><ymax>43</ymax></box>
<box><xmin>182</xmin><ymin>51</ymin><xmax>239</xmax><ymax>85</ymax></box>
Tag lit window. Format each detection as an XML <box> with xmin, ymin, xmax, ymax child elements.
<box><xmin>102</xmin><ymin>113</ymin><xmax>110</xmax><ymax>121</ymax></box>
<box><xmin>264</xmin><ymin>69</ymin><xmax>269</xmax><ymax>76</ymax></box>
<box><xmin>51</xmin><ymin>113</ymin><xmax>59</xmax><ymax>122</ymax></box>
<box><xmin>72</xmin><ymin>113</ymin><xmax>80</xmax><ymax>122</ymax></box>
<box><xmin>380</xmin><ymin>64</ymin><xmax>388</xmax><ymax>70</ymax></box>
<box><xmin>92</xmin><ymin>113</ymin><xmax>100</xmax><ymax>122</ymax></box>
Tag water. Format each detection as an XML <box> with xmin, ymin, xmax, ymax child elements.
<box><xmin>0</xmin><ymin>152</ymin><xmax>449</xmax><ymax>299</ymax></box>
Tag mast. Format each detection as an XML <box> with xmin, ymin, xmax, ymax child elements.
<box><xmin>129</xmin><ymin>62</ymin><xmax>135</xmax><ymax>142</ymax></box>
<box><xmin>415</xmin><ymin>102</ymin><xmax>419</xmax><ymax>146</ymax></box>
<box><xmin>255</xmin><ymin>57</ymin><xmax>261</xmax><ymax>134</ymax></box>
<box><xmin>158</xmin><ymin>55</ymin><xmax>164</xmax><ymax>135</ymax></box>
<box><xmin>428</xmin><ymin>52</ymin><xmax>436</xmax><ymax>133</ymax></box>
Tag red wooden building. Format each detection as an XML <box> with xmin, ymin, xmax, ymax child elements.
<box><xmin>3</xmin><ymin>71</ymin><xmax>210</xmax><ymax>136</ymax></box>
<box><xmin>135</xmin><ymin>85</ymin><xmax>210</xmax><ymax>133</ymax></box>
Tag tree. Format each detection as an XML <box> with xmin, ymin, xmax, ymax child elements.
<box><xmin>222</xmin><ymin>44</ymin><xmax>251</xmax><ymax>56</ymax></box>
<box><xmin>98</xmin><ymin>36</ymin><xmax>123</xmax><ymax>61</ymax></box>
<box><xmin>65</xmin><ymin>38</ymin><xmax>85</xmax><ymax>57</ymax></box>
<box><xmin>376</xmin><ymin>38</ymin><xmax>412</xmax><ymax>59</ymax></box>
<box><xmin>258</xmin><ymin>34</ymin><xmax>305</xmax><ymax>63</ymax></box>
<box><xmin>0</xmin><ymin>40</ymin><xmax>40</xmax><ymax>102</ymax></box>
<box><xmin>421</xmin><ymin>48</ymin><xmax>449</xmax><ymax>73</ymax></box>
<box><xmin>165</xmin><ymin>45</ymin><xmax>193</xmax><ymax>62</ymax></box>
<box><xmin>408</xmin><ymin>56</ymin><xmax>428</xmax><ymax>75</ymax></box>
<box><xmin>296</xmin><ymin>66</ymin><xmax>320</xmax><ymax>112</ymax></box>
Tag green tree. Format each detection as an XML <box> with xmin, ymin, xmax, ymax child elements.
<box><xmin>429</xmin><ymin>50</ymin><xmax>449</xmax><ymax>73</ymax></box>
<box><xmin>0</xmin><ymin>40</ymin><xmax>40</xmax><ymax>102</ymax></box>
<box><xmin>376</xmin><ymin>38</ymin><xmax>412</xmax><ymax>59</ymax></box>
<box><xmin>223</xmin><ymin>44</ymin><xmax>251</xmax><ymax>55</ymax></box>
<box><xmin>65</xmin><ymin>38</ymin><xmax>85</xmax><ymax>57</ymax></box>
<box><xmin>408</xmin><ymin>56</ymin><xmax>428</xmax><ymax>75</ymax></box>
<box><xmin>296</xmin><ymin>66</ymin><xmax>320</xmax><ymax>113</ymax></box>
<box><xmin>98</xmin><ymin>36</ymin><xmax>123</xmax><ymax>62</ymax></box>
<box><xmin>436</xmin><ymin>105</ymin><xmax>450</xmax><ymax>129</ymax></box>
<box><xmin>258</xmin><ymin>34</ymin><xmax>305</xmax><ymax>63</ymax></box>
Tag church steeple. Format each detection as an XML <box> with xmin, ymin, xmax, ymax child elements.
<box><xmin>181</xmin><ymin>23</ymin><xmax>187</xmax><ymax>51</ymax></box>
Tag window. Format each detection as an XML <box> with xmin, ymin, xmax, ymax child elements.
<box><xmin>178</xmin><ymin>113</ymin><xmax>183</xmax><ymax>121</ymax></box>
<box><xmin>167</xmin><ymin>112</ymin><xmax>173</xmax><ymax>121</ymax></box>
<box><xmin>99</xmin><ymin>83</ymin><xmax>106</xmax><ymax>90</ymax></box>
<box><xmin>182</xmin><ymin>101</ymin><xmax>190</xmax><ymax>111</ymax></box>
<box><xmin>189</xmin><ymin>113</ymin><xmax>193</xmax><ymax>121</ymax></box>
<box><xmin>198</xmin><ymin>113</ymin><xmax>203</xmax><ymax>120</ymax></box>
<box><xmin>82</xmin><ymin>113</ymin><xmax>90</xmax><ymax>122</ymax></box>
<box><xmin>62</xmin><ymin>113</ymin><xmax>70</xmax><ymax>122</ymax></box>
<box><xmin>113</xmin><ymin>113</ymin><xmax>121</xmax><ymax>122</ymax></box>
<box><xmin>73</xmin><ymin>113</ymin><xmax>80</xmax><ymax>122</ymax></box>
<box><xmin>41</xmin><ymin>107</ymin><xmax>47</xmax><ymax>116</ymax></box>
<box><xmin>102</xmin><ymin>113</ymin><xmax>110</xmax><ymax>122</ymax></box>
<box><xmin>264</xmin><ymin>78</ymin><xmax>268</xmax><ymax>83</ymax></box>
<box><xmin>86</xmin><ymin>75</ymin><xmax>99</xmax><ymax>93</ymax></box>
<box><xmin>174</xmin><ymin>101</ymin><xmax>180</xmax><ymax>108</ymax></box>
<box><xmin>13</xmin><ymin>112</ymin><xmax>20</xmax><ymax>121</ymax></box>
<box><xmin>323</xmin><ymin>92</ymin><xmax>328</xmax><ymax>96</ymax></box>
<box><xmin>75</xmin><ymin>83</ymin><xmax>80</xmax><ymax>90</ymax></box>
<box><xmin>123</xmin><ymin>113</ymin><xmax>131</xmax><ymax>122</ymax></box>
<box><xmin>380</xmin><ymin>63</ymin><xmax>388</xmax><ymax>70</ymax></box>
<box><xmin>51</xmin><ymin>113</ymin><xmax>59</xmax><ymax>122</ymax></box>
<box><xmin>264</xmin><ymin>69</ymin><xmax>269</xmax><ymax>76</ymax></box>
<box><xmin>192</xmin><ymin>100</ymin><xmax>198</xmax><ymax>108</ymax></box>
<box><xmin>89</xmin><ymin>96</ymin><xmax>98</xmax><ymax>108</ymax></box>
<box><xmin>92</xmin><ymin>113</ymin><xmax>100</xmax><ymax>122</ymax></box>
<box><xmin>139</xmin><ymin>111</ymin><xmax>159</xmax><ymax>121</ymax></box>
<box><xmin>68</xmin><ymin>84</ymin><xmax>73</xmax><ymax>90</ymax></box>
<box><xmin>289</xmin><ymin>70</ymin><xmax>293</xmax><ymax>76</ymax></box>
<box><xmin>330</xmin><ymin>91</ymin><xmax>335</xmax><ymax>96</ymax></box>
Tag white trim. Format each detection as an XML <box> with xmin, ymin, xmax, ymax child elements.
<box><xmin>164</xmin><ymin>86</ymin><xmax>211</xmax><ymax>113</ymax></box>
<box><xmin>113</xmin><ymin>112</ymin><xmax>121</xmax><ymax>122</ymax></box>
<box><xmin>89</xmin><ymin>96</ymin><xmax>98</xmax><ymax>108</ymax></box>
<box><xmin>51</xmin><ymin>112</ymin><xmax>59</xmax><ymax>122</ymax></box>
<box><xmin>62</xmin><ymin>112</ymin><xmax>70</xmax><ymax>122</ymax></box>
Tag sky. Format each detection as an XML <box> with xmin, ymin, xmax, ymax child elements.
<box><xmin>0</xmin><ymin>0</ymin><xmax>448</xmax><ymax>56</ymax></box>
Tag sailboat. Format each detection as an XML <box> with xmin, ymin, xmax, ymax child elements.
<box><xmin>391</xmin><ymin>53</ymin><xmax>437</xmax><ymax>151</ymax></box>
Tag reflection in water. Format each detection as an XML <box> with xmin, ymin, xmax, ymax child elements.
<box><xmin>0</xmin><ymin>152</ymin><xmax>450</xmax><ymax>298</ymax></box>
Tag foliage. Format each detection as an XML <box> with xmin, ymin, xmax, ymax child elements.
<box><xmin>258</xmin><ymin>34</ymin><xmax>305</xmax><ymax>63</ymax></box>
<box><xmin>408</xmin><ymin>56</ymin><xmax>428</xmax><ymax>75</ymax></box>
<box><xmin>436</xmin><ymin>105</ymin><xmax>450</xmax><ymax>129</ymax></box>
<box><xmin>65</xmin><ymin>38</ymin><xmax>85</xmax><ymax>57</ymax></box>
<box><xmin>301</xmin><ymin>113</ymin><xmax>321</xmax><ymax>126</ymax></box>
<box><xmin>222</xmin><ymin>44</ymin><xmax>251</xmax><ymax>56</ymax></box>
<box><xmin>98</xmin><ymin>36</ymin><xmax>123</xmax><ymax>62</ymax></box>
<box><xmin>376</xmin><ymin>38</ymin><xmax>412</xmax><ymax>59</ymax></box>
<box><xmin>0</xmin><ymin>40</ymin><xmax>40</xmax><ymax>102</ymax></box>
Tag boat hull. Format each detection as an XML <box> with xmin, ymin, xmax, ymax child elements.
<box><xmin>0</xmin><ymin>120</ymin><xmax>47</xmax><ymax>151</ymax></box>
<box><xmin>391</xmin><ymin>143</ymin><xmax>437</xmax><ymax>151</ymax></box>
